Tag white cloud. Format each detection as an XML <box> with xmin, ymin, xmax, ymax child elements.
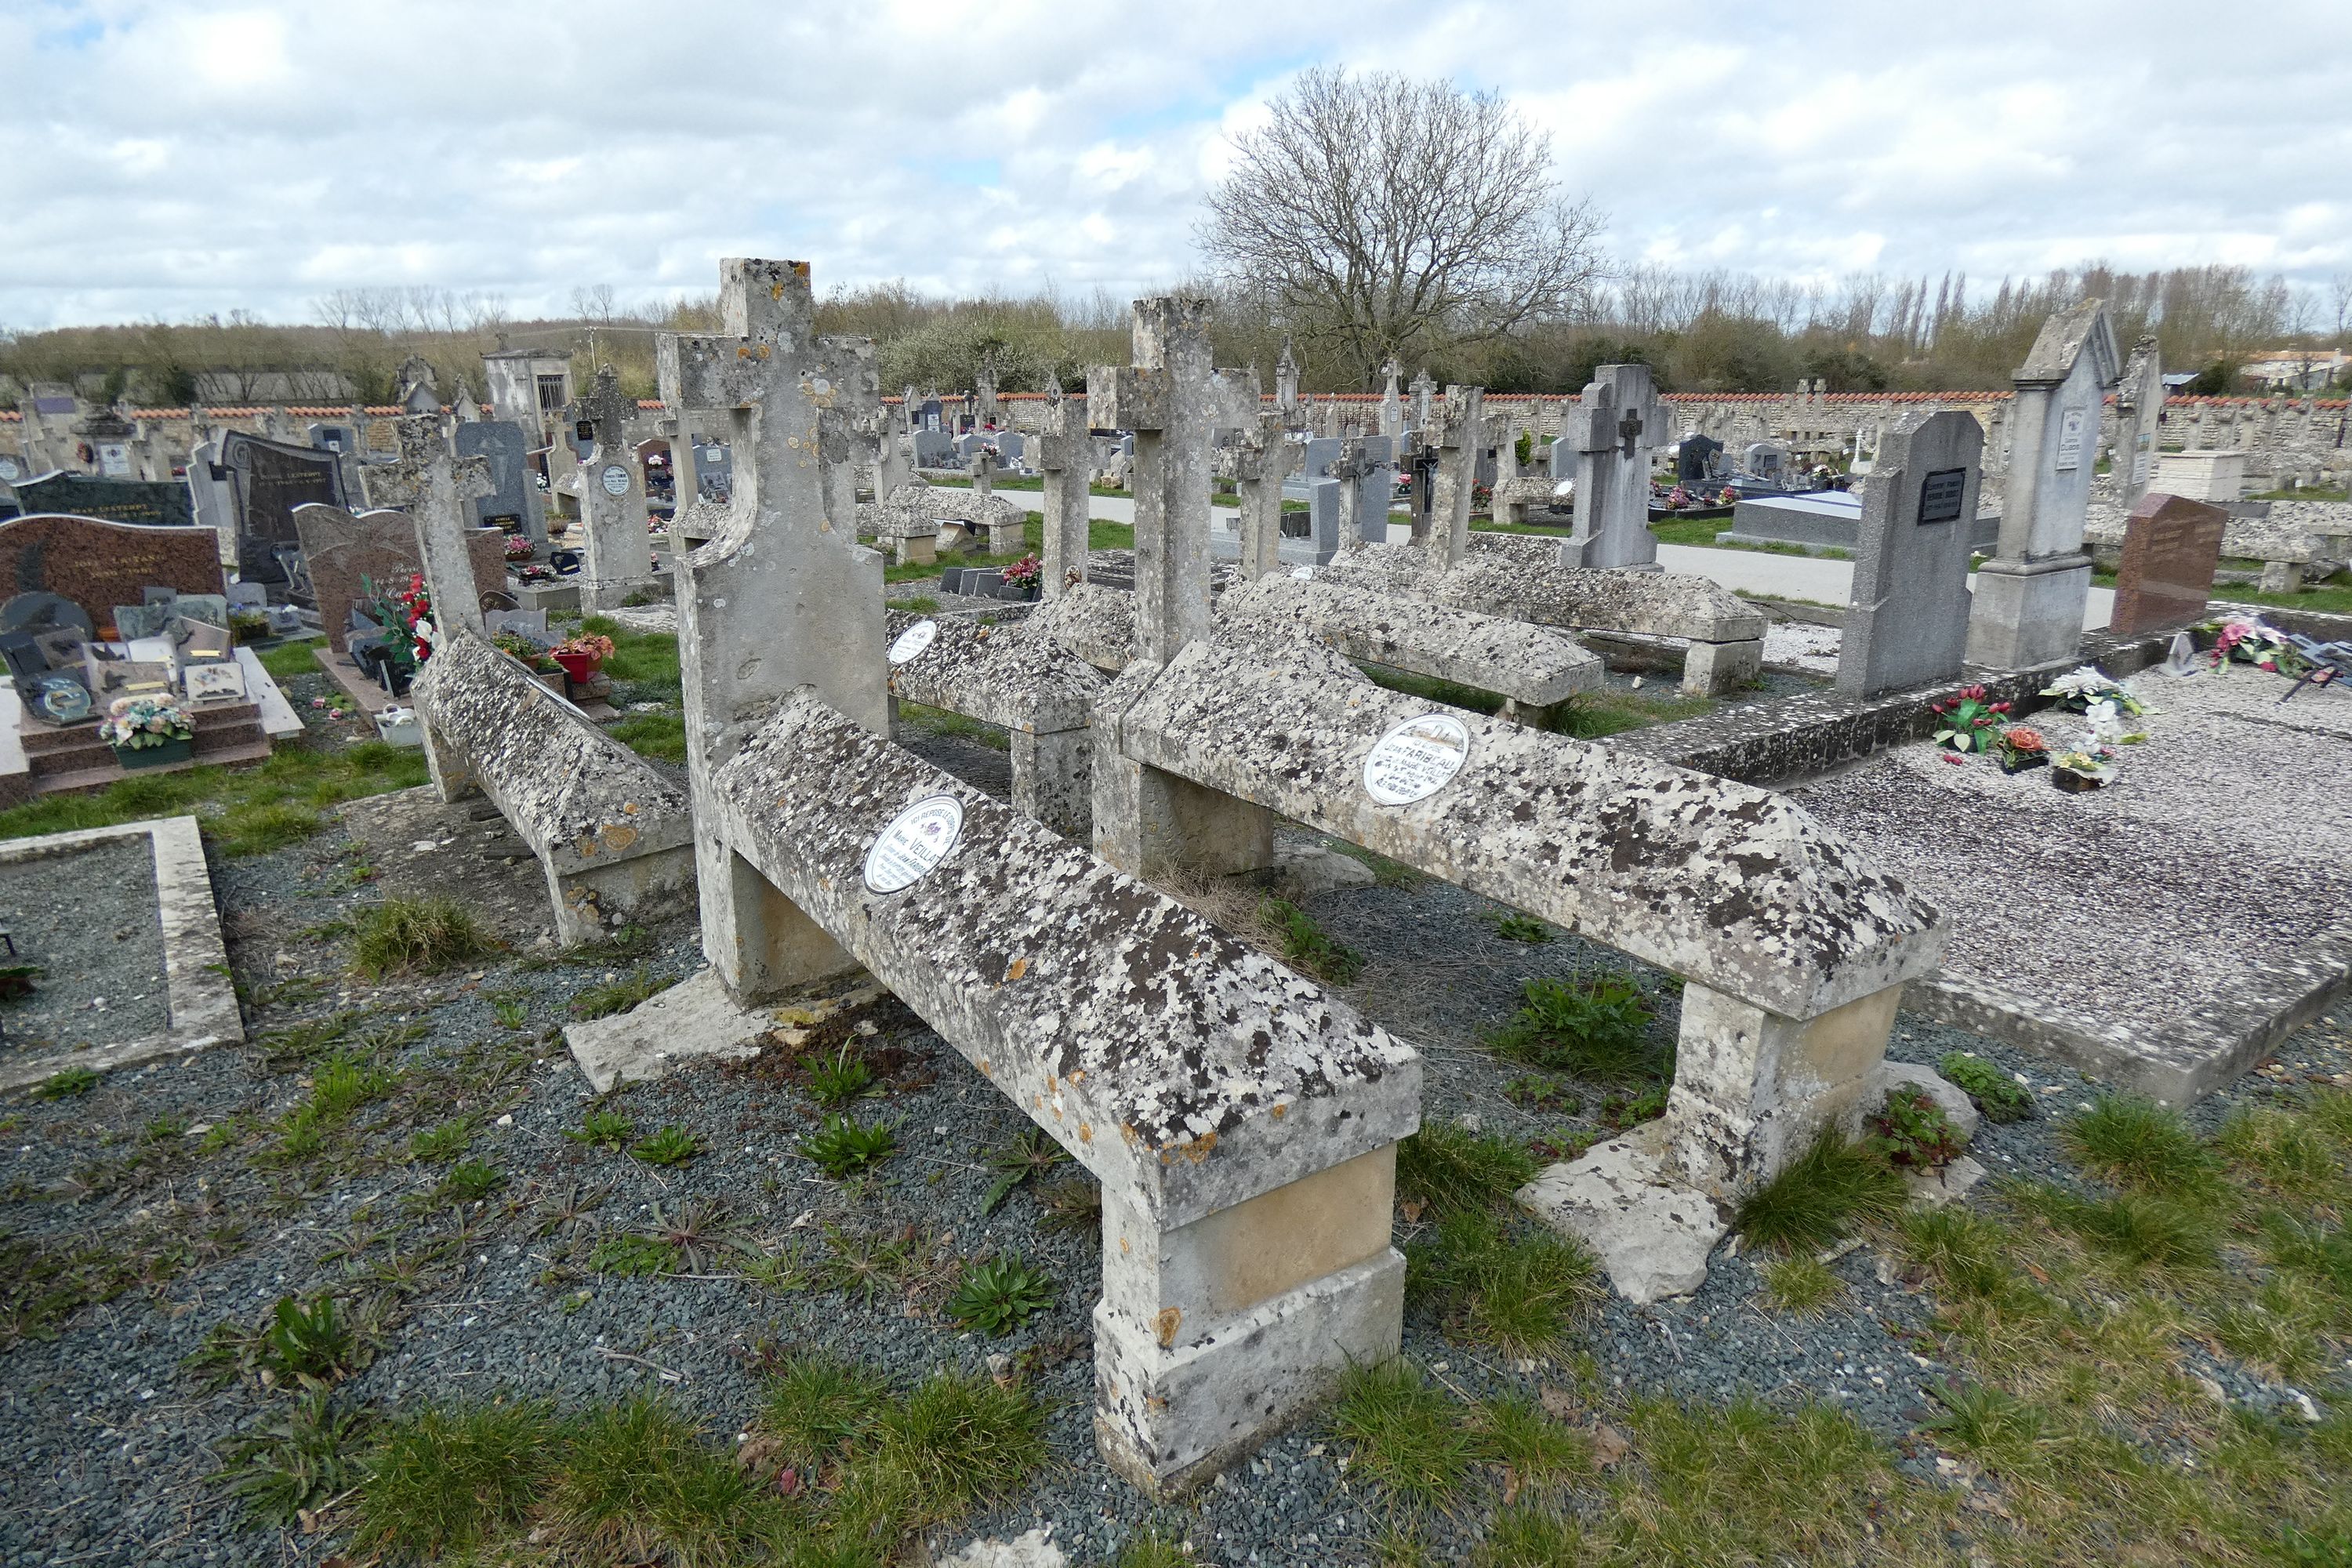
<box><xmin>0</xmin><ymin>0</ymin><xmax>2346</xmax><ymax>328</ymax></box>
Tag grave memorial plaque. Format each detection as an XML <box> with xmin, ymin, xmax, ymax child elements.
<box><xmin>1919</xmin><ymin>469</ymin><xmax>1966</xmax><ymax>524</ymax></box>
<box><xmin>1363</xmin><ymin>713</ymin><xmax>1471</xmax><ymax>806</ymax></box>
<box><xmin>0</xmin><ymin>515</ymin><xmax>225</xmax><ymax>629</ymax></box>
<box><xmin>220</xmin><ymin>430</ymin><xmax>347</xmax><ymax>585</ymax></box>
<box><xmin>11</xmin><ymin>474</ymin><xmax>195</xmax><ymax>528</ymax></box>
<box><xmin>862</xmin><ymin>796</ymin><xmax>964</xmax><ymax>892</ymax></box>
<box><xmin>2107</xmin><ymin>492</ymin><xmax>2229</xmax><ymax>637</ymax></box>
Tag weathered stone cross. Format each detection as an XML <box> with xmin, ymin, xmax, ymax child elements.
<box><xmin>659</xmin><ymin>258</ymin><xmax>887</xmax><ymax>748</ymax></box>
<box><xmin>1089</xmin><ymin>297</ymin><xmax>1219</xmax><ymax>664</ymax></box>
<box><xmin>1563</xmin><ymin>362</ymin><xmax>1669</xmax><ymax>571</ymax></box>
<box><xmin>1234</xmin><ymin>411</ymin><xmax>1302</xmax><ymax>580</ymax></box>
<box><xmin>356</xmin><ymin>416</ymin><xmax>494</xmax><ymax>638</ymax></box>
<box><xmin>1426</xmin><ymin>384</ymin><xmax>1486</xmax><ymax>568</ymax></box>
<box><xmin>1035</xmin><ymin>384</ymin><xmax>1091</xmax><ymax>597</ymax></box>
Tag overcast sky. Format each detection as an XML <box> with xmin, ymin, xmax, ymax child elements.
<box><xmin>5</xmin><ymin>0</ymin><xmax>2348</xmax><ymax>332</ymax></box>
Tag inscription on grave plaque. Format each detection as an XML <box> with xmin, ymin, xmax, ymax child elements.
<box><xmin>599</xmin><ymin>464</ymin><xmax>630</xmax><ymax>496</ymax></box>
<box><xmin>1918</xmin><ymin>469</ymin><xmax>1966</xmax><ymax>525</ymax></box>
<box><xmin>863</xmin><ymin>795</ymin><xmax>964</xmax><ymax>893</ymax></box>
<box><xmin>2054</xmin><ymin>406</ymin><xmax>2086</xmax><ymax>470</ymax></box>
<box><xmin>1363</xmin><ymin>713</ymin><xmax>1471</xmax><ymax>806</ymax></box>
<box><xmin>886</xmin><ymin>619</ymin><xmax>938</xmax><ymax>665</ymax></box>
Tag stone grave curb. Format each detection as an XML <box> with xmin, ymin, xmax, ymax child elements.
<box><xmin>0</xmin><ymin>815</ymin><xmax>243</xmax><ymax>1092</ymax></box>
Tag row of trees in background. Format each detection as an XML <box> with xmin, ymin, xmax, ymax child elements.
<box><xmin>5</xmin><ymin>67</ymin><xmax>2350</xmax><ymax>409</ymax></box>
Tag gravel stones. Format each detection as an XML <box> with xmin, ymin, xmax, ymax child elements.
<box><xmin>0</xmin><ymin>836</ymin><xmax>169</xmax><ymax>1057</ymax></box>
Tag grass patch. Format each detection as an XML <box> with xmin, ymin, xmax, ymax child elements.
<box><xmin>546</xmin><ymin>1396</ymin><xmax>788</xmax><ymax>1564</ymax></box>
<box><xmin>800</xmin><ymin>1114</ymin><xmax>898</xmax><ymax>1179</ymax></box>
<box><xmin>255</xmin><ymin>637</ymin><xmax>327</xmax><ymax>680</ymax></box>
<box><xmin>1759</xmin><ymin>1254</ymin><xmax>1844</xmax><ymax>1316</ymax></box>
<box><xmin>2062</xmin><ymin>1093</ymin><xmax>2216</xmax><ymax>1194</ymax></box>
<box><xmin>568</xmin><ymin>964</ymin><xmax>673</xmax><ymax>1020</ymax></box>
<box><xmin>34</xmin><ymin>1065</ymin><xmax>99</xmax><ymax>1099</ymax></box>
<box><xmin>606</xmin><ymin>709</ymin><xmax>685</xmax><ymax>764</ymax></box>
<box><xmin>628</xmin><ymin>1124</ymin><xmax>702</xmax><ymax>1167</ymax></box>
<box><xmin>1732</xmin><ymin>1134</ymin><xmax>1906</xmax><ymax>1254</ymax></box>
<box><xmin>1261</xmin><ymin>895</ymin><xmax>1364</xmax><ymax>984</ymax></box>
<box><xmin>575</xmin><ymin>615</ymin><xmax>681</xmax><ymax>693</ymax></box>
<box><xmin>355</xmin><ymin>1400</ymin><xmax>557</xmax><ymax>1561</ymax></box>
<box><xmin>1396</xmin><ymin>1122</ymin><xmax>1537</xmax><ymax>1219</ymax></box>
<box><xmin>895</xmin><ymin>701</ymin><xmax>1011</xmax><ymax>752</ymax></box>
<box><xmin>1407</xmin><ymin>1209</ymin><xmax>1600</xmax><ymax>1357</ymax></box>
<box><xmin>0</xmin><ymin>739</ymin><xmax>428</xmax><ymax>857</ymax></box>
<box><xmin>1327</xmin><ymin>838</ymin><xmax>1425</xmax><ymax>889</ymax></box>
<box><xmin>886</xmin><ymin>594</ymin><xmax>941</xmax><ymax>613</ymax></box>
<box><xmin>350</xmin><ymin>896</ymin><xmax>492</xmax><ymax>981</ymax></box>
<box><xmin>1486</xmin><ymin>974</ymin><xmax>1660</xmax><ymax>1082</ymax></box>
<box><xmin>1331</xmin><ymin>1359</ymin><xmax>1486</xmax><ymax>1514</ymax></box>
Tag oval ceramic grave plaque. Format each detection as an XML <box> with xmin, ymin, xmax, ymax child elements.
<box><xmin>863</xmin><ymin>795</ymin><xmax>964</xmax><ymax>894</ymax></box>
<box><xmin>887</xmin><ymin>619</ymin><xmax>938</xmax><ymax>665</ymax></box>
<box><xmin>1363</xmin><ymin>713</ymin><xmax>1471</xmax><ymax>806</ymax></box>
<box><xmin>600</xmin><ymin>463</ymin><xmax>630</xmax><ymax>496</ymax></box>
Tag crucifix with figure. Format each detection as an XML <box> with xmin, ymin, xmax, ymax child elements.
<box><xmin>1564</xmin><ymin>362</ymin><xmax>1669</xmax><ymax>571</ymax></box>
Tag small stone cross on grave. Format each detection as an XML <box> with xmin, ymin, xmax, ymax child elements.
<box><xmin>1409</xmin><ymin>368</ymin><xmax>1436</xmax><ymax>433</ymax></box>
<box><xmin>356</xmin><ymin>417</ymin><xmax>494</xmax><ymax>638</ymax></box>
<box><xmin>1090</xmin><ymin>297</ymin><xmax>1220</xmax><ymax>664</ymax></box>
<box><xmin>1235</xmin><ymin>411</ymin><xmax>1302</xmax><ymax>580</ymax></box>
<box><xmin>1378</xmin><ymin>357</ymin><xmax>1404</xmax><ymax>438</ymax></box>
<box><xmin>659</xmin><ymin>258</ymin><xmax>887</xmax><ymax>741</ymax></box>
<box><xmin>1427</xmin><ymin>385</ymin><xmax>1486</xmax><ymax>568</ymax></box>
<box><xmin>1275</xmin><ymin>336</ymin><xmax>1301</xmax><ymax>423</ymax></box>
<box><xmin>1564</xmin><ymin>363</ymin><xmax>1668</xmax><ymax>570</ymax></box>
<box><xmin>1036</xmin><ymin>385</ymin><xmax>1091</xmax><ymax>597</ymax></box>
<box><xmin>571</xmin><ymin>366</ymin><xmax>652</xmax><ymax>602</ymax></box>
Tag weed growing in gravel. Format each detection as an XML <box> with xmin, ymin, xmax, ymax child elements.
<box><xmin>208</xmin><ymin>1390</ymin><xmax>372</xmax><ymax>1527</ymax></box>
<box><xmin>1936</xmin><ymin>1051</ymin><xmax>2034</xmax><ymax>1122</ymax></box>
<box><xmin>1864</xmin><ymin>1087</ymin><xmax>1962</xmax><ymax>1171</ymax></box>
<box><xmin>1407</xmin><ymin>1210</ymin><xmax>1599</xmax><ymax>1357</ymax></box>
<box><xmin>1261</xmin><ymin>895</ymin><xmax>1366</xmax><ymax>984</ymax></box>
<box><xmin>311</xmin><ymin>1051</ymin><xmax>398</xmax><ymax>1117</ymax></box>
<box><xmin>1759</xmin><ymin>1254</ymin><xmax>1844</xmax><ymax>1316</ymax></box>
<box><xmin>1491</xmin><ymin>912</ymin><xmax>1552</xmax><ymax>943</ymax></box>
<box><xmin>2017</xmin><ymin>1185</ymin><xmax>2220</xmax><ymax>1270</ymax></box>
<box><xmin>254</xmin><ymin>1012</ymin><xmax>356</xmax><ymax>1069</ymax></box>
<box><xmin>530</xmin><ymin>1179</ymin><xmax>612</xmax><ymax>1239</ymax></box>
<box><xmin>2217</xmin><ymin>1103</ymin><xmax>2341</xmax><ymax>1199</ymax></box>
<box><xmin>1732</xmin><ymin>1134</ymin><xmax>1906</xmax><ymax>1254</ymax></box>
<box><xmin>2063</xmin><ymin>1093</ymin><xmax>2218</xmax><ymax>1193</ymax></box>
<box><xmin>191</xmin><ymin>1293</ymin><xmax>380</xmax><ymax>1393</ymax></box>
<box><xmin>569</xmin><ymin>964</ymin><xmax>673</xmax><ymax>1021</ymax></box>
<box><xmin>804</xmin><ymin>1044</ymin><xmax>880</xmax><ymax>1108</ymax></box>
<box><xmin>629</xmin><ymin>1123</ymin><xmax>702</xmax><ymax>1167</ymax></box>
<box><xmin>1396</xmin><ymin>1122</ymin><xmax>1537</xmax><ymax>1219</ymax></box>
<box><xmin>566</xmin><ymin>1106</ymin><xmax>636</xmax><ymax>1152</ymax></box>
<box><xmin>1486</xmin><ymin>974</ymin><xmax>1659</xmax><ymax>1082</ymax></box>
<box><xmin>980</xmin><ymin>1127</ymin><xmax>1071</xmax><ymax>1215</ymax></box>
<box><xmin>818</xmin><ymin>1223</ymin><xmax>916</xmax><ymax>1303</ymax></box>
<box><xmin>947</xmin><ymin>1254</ymin><xmax>1058</xmax><ymax>1334</ymax></box>
<box><xmin>486</xmin><ymin>989</ymin><xmax>532</xmax><ymax>1029</ymax></box>
<box><xmin>1504</xmin><ymin>1075</ymin><xmax>1581</xmax><ymax>1114</ymax></box>
<box><xmin>1112</xmin><ymin>1529</ymin><xmax>1192</xmax><ymax>1568</ymax></box>
<box><xmin>350</xmin><ymin>896</ymin><xmax>492</xmax><ymax>980</ymax></box>
<box><xmin>407</xmin><ymin>1118</ymin><xmax>470</xmax><ymax>1163</ymax></box>
<box><xmin>34</xmin><ymin>1065</ymin><xmax>98</xmax><ymax>1099</ymax></box>
<box><xmin>355</xmin><ymin>1400</ymin><xmax>558</xmax><ymax>1563</ymax></box>
<box><xmin>1035</xmin><ymin>1175</ymin><xmax>1102</xmax><ymax>1233</ymax></box>
<box><xmin>546</xmin><ymin>1396</ymin><xmax>789</xmax><ymax>1563</ymax></box>
<box><xmin>801</xmin><ymin>1113</ymin><xmax>898</xmax><ymax>1178</ymax></box>
<box><xmin>640</xmin><ymin>1197</ymin><xmax>753</xmax><ymax>1273</ymax></box>
<box><xmin>1893</xmin><ymin>1207</ymin><xmax>2020</xmax><ymax>1305</ymax></box>
<box><xmin>433</xmin><ymin>1159</ymin><xmax>506</xmax><ymax>1206</ymax></box>
<box><xmin>590</xmin><ymin>1233</ymin><xmax>677</xmax><ymax>1277</ymax></box>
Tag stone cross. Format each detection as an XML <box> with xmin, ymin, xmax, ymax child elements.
<box><xmin>1563</xmin><ymin>363</ymin><xmax>1668</xmax><ymax>570</ymax></box>
<box><xmin>1336</xmin><ymin>434</ymin><xmax>1393</xmax><ymax>546</ymax></box>
<box><xmin>1275</xmin><ymin>336</ymin><xmax>1301</xmax><ymax>423</ymax></box>
<box><xmin>967</xmin><ymin>445</ymin><xmax>996</xmax><ymax>506</ymax></box>
<box><xmin>659</xmin><ymin>256</ymin><xmax>887</xmax><ymax>750</ymax></box>
<box><xmin>1967</xmin><ymin>299</ymin><xmax>2119</xmax><ymax>670</ymax></box>
<box><xmin>1425</xmin><ymin>386</ymin><xmax>1486</xmax><ymax>568</ymax></box>
<box><xmin>1234</xmin><ymin>412</ymin><xmax>1302</xmax><ymax>580</ymax></box>
<box><xmin>814</xmin><ymin>336</ymin><xmax>881</xmax><ymax>540</ymax></box>
<box><xmin>1036</xmin><ymin>385</ymin><xmax>1092</xmax><ymax>597</ymax></box>
<box><xmin>975</xmin><ymin>351</ymin><xmax>1000</xmax><ymax>425</ymax></box>
<box><xmin>2112</xmin><ymin>333</ymin><xmax>2166</xmax><ymax>509</ymax></box>
<box><xmin>1090</xmin><ymin>297</ymin><xmax>1218</xmax><ymax>665</ymax></box>
<box><xmin>572</xmin><ymin>366</ymin><xmax>651</xmax><ymax>604</ymax></box>
<box><xmin>1410</xmin><ymin>368</ymin><xmax>1436</xmax><ymax>432</ymax></box>
<box><xmin>1378</xmin><ymin>357</ymin><xmax>1403</xmax><ymax>438</ymax></box>
<box><xmin>1838</xmin><ymin>411</ymin><xmax>1984</xmax><ymax>698</ymax></box>
<box><xmin>355</xmin><ymin>416</ymin><xmax>494</xmax><ymax>639</ymax></box>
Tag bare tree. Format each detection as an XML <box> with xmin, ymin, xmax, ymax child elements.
<box><xmin>571</xmin><ymin>285</ymin><xmax>618</xmax><ymax>325</ymax></box>
<box><xmin>1200</xmin><ymin>68</ymin><xmax>1605</xmax><ymax>385</ymax></box>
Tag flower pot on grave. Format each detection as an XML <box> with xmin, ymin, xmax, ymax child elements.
<box><xmin>2050</xmin><ymin>767</ymin><xmax>2104</xmax><ymax>793</ymax></box>
<box><xmin>1998</xmin><ymin>752</ymin><xmax>2049</xmax><ymax>775</ymax></box>
<box><xmin>553</xmin><ymin>650</ymin><xmax>601</xmax><ymax>684</ymax></box>
<box><xmin>374</xmin><ymin>706</ymin><xmax>423</xmax><ymax>748</ymax></box>
<box><xmin>995</xmin><ymin>582</ymin><xmax>1040</xmax><ymax>602</ymax></box>
<box><xmin>113</xmin><ymin>737</ymin><xmax>194</xmax><ymax>770</ymax></box>
<box><xmin>532</xmin><ymin>669</ymin><xmax>568</xmax><ymax>697</ymax></box>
